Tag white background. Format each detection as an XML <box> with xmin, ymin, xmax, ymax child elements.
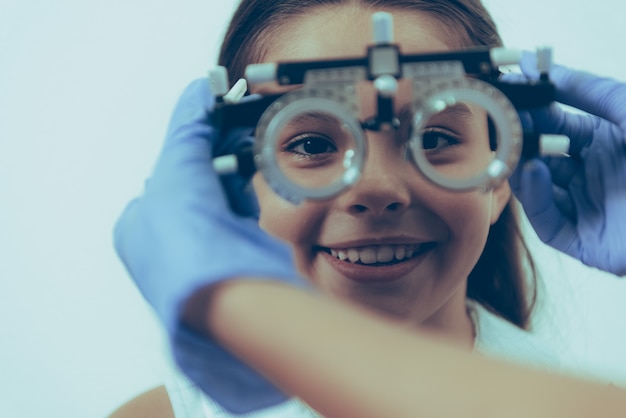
<box><xmin>1</xmin><ymin>1</ymin><xmax>625</xmax><ymax>417</ymax></box>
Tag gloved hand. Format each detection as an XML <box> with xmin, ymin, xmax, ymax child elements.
<box><xmin>507</xmin><ymin>54</ymin><xmax>626</xmax><ymax>276</ymax></box>
<box><xmin>114</xmin><ymin>78</ymin><xmax>306</xmax><ymax>413</ymax></box>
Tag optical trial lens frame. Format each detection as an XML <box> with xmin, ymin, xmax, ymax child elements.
<box><xmin>210</xmin><ymin>12</ymin><xmax>569</xmax><ymax>201</ymax></box>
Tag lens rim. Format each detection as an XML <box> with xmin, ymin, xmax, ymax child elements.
<box><xmin>255</xmin><ymin>88</ymin><xmax>366</xmax><ymax>204</ymax></box>
<box><xmin>410</xmin><ymin>77</ymin><xmax>522</xmax><ymax>191</ymax></box>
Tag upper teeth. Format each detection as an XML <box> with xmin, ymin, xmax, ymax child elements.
<box><xmin>329</xmin><ymin>245</ymin><xmax>421</xmax><ymax>264</ymax></box>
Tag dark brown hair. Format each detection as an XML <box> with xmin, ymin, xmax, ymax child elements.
<box><xmin>218</xmin><ymin>0</ymin><xmax>537</xmax><ymax>329</ymax></box>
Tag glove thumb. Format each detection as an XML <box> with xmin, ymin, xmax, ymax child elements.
<box><xmin>516</xmin><ymin>159</ymin><xmax>567</xmax><ymax>243</ymax></box>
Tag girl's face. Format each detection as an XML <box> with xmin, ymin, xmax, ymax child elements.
<box><xmin>252</xmin><ymin>6</ymin><xmax>510</xmax><ymax>335</ymax></box>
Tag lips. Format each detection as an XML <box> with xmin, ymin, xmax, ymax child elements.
<box><xmin>325</xmin><ymin>243</ymin><xmax>436</xmax><ymax>265</ymax></box>
<box><xmin>316</xmin><ymin>242</ymin><xmax>437</xmax><ymax>283</ymax></box>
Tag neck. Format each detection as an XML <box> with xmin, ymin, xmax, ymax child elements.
<box><xmin>419</xmin><ymin>287</ymin><xmax>476</xmax><ymax>351</ymax></box>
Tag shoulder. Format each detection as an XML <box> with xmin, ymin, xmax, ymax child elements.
<box><xmin>111</xmin><ymin>374</ymin><xmax>317</xmax><ymax>418</ymax></box>
<box><xmin>469</xmin><ymin>300</ymin><xmax>563</xmax><ymax>372</ymax></box>
<box><xmin>108</xmin><ymin>385</ymin><xmax>174</xmax><ymax>418</ymax></box>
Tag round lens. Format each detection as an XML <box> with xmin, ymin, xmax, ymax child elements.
<box><xmin>273</xmin><ymin>110</ymin><xmax>358</xmax><ymax>189</ymax></box>
<box><xmin>410</xmin><ymin>78</ymin><xmax>521</xmax><ymax>191</ymax></box>
<box><xmin>255</xmin><ymin>89</ymin><xmax>365</xmax><ymax>203</ymax></box>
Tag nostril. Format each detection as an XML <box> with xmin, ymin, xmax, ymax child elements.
<box><xmin>387</xmin><ymin>202</ymin><xmax>403</xmax><ymax>211</ymax></box>
<box><xmin>349</xmin><ymin>202</ymin><xmax>405</xmax><ymax>215</ymax></box>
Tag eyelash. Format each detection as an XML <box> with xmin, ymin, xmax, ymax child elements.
<box><xmin>421</xmin><ymin>128</ymin><xmax>462</xmax><ymax>153</ymax></box>
<box><xmin>280</xmin><ymin>128</ymin><xmax>460</xmax><ymax>160</ymax></box>
<box><xmin>283</xmin><ymin>134</ymin><xmax>338</xmax><ymax>157</ymax></box>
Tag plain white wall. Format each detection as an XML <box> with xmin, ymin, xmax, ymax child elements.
<box><xmin>1</xmin><ymin>1</ymin><xmax>625</xmax><ymax>417</ymax></box>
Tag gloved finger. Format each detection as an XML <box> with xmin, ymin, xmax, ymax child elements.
<box><xmin>150</xmin><ymin>80</ymin><xmax>231</xmax><ymax>214</ymax></box>
<box><xmin>150</xmin><ymin>129</ymin><xmax>227</xmax><ymax>211</ymax></box>
<box><xmin>516</xmin><ymin>108</ymin><xmax>534</xmax><ymax>131</ymax></box>
<box><xmin>113</xmin><ymin>197</ymin><xmax>142</xmax><ymax>267</ymax></box>
<box><xmin>221</xmin><ymin>173</ymin><xmax>260</xmax><ymax>218</ymax></box>
<box><xmin>515</xmin><ymin>159</ymin><xmax>552</xmax><ymax>216</ymax></box>
<box><xmin>527</xmin><ymin>104</ymin><xmax>597</xmax><ymax>156</ymax></box>
<box><xmin>515</xmin><ymin>159</ymin><xmax>569</xmax><ymax>243</ymax></box>
<box><xmin>551</xmin><ymin>183</ymin><xmax>577</xmax><ymax>224</ymax></box>
<box><xmin>164</xmin><ymin>78</ymin><xmax>215</xmax><ymax>144</ymax></box>
<box><xmin>549</xmin><ymin>65</ymin><xmax>626</xmax><ymax>129</ymax></box>
<box><xmin>544</xmin><ymin>155</ymin><xmax>580</xmax><ymax>189</ymax></box>
<box><xmin>518</xmin><ymin>52</ymin><xmax>626</xmax><ymax>129</ymax></box>
<box><xmin>516</xmin><ymin>51</ymin><xmax>541</xmax><ymax>80</ymax></box>
<box><xmin>510</xmin><ymin>154</ymin><xmax>577</xmax><ymax>217</ymax></box>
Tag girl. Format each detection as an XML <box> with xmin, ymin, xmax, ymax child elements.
<box><xmin>112</xmin><ymin>0</ymin><xmax>626</xmax><ymax>416</ymax></box>
<box><xmin>220</xmin><ymin>0</ymin><xmax>539</xmax><ymax>355</ymax></box>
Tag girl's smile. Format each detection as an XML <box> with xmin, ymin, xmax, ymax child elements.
<box><xmin>315</xmin><ymin>240</ymin><xmax>438</xmax><ymax>283</ymax></box>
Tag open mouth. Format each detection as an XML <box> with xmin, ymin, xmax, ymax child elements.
<box><xmin>318</xmin><ymin>242</ymin><xmax>436</xmax><ymax>266</ymax></box>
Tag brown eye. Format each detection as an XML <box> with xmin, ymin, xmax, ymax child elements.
<box><xmin>284</xmin><ymin>134</ymin><xmax>338</xmax><ymax>156</ymax></box>
<box><xmin>422</xmin><ymin>129</ymin><xmax>461</xmax><ymax>152</ymax></box>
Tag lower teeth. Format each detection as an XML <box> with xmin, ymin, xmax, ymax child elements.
<box><xmin>340</xmin><ymin>255</ymin><xmax>411</xmax><ymax>265</ymax></box>
<box><xmin>358</xmin><ymin>260</ymin><xmax>403</xmax><ymax>266</ymax></box>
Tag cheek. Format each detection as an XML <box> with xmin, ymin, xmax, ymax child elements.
<box><xmin>437</xmin><ymin>191</ymin><xmax>494</xmax><ymax>260</ymax></box>
<box><xmin>431</xmin><ymin>195</ymin><xmax>492</xmax><ymax>312</ymax></box>
<box><xmin>457</xmin><ymin>194</ymin><xmax>493</xmax><ymax>226</ymax></box>
<box><xmin>252</xmin><ymin>174</ymin><xmax>322</xmax><ymax>246</ymax></box>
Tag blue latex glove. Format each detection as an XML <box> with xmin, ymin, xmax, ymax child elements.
<box><xmin>114</xmin><ymin>78</ymin><xmax>307</xmax><ymax>413</ymax></box>
<box><xmin>507</xmin><ymin>54</ymin><xmax>626</xmax><ymax>276</ymax></box>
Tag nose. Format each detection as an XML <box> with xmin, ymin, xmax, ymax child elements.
<box><xmin>336</xmin><ymin>133</ymin><xmax>413</xmax><ymax>217</ymax></box>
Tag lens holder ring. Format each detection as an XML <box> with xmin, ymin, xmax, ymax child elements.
<box><xmin>410</xmin><ymin>77</ymin><xmax>522</xmax><ymax>191</ymax></box>
<box><xmin>255</xmin><ymin>87</ymin><xmax>366</xmax><ymax>204</ymax></box>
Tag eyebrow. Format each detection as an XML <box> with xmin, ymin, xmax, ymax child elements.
<box><xmin>282</xmin><ymin>103</ymin><xmax>475</xmax><ymax>136</ymax></box>
<box><xmin>397</xmin><ymin>102</ymin><xmax>475</xmax><ymax>125</ymax></box>
<box><xmin>286</xmin><ymin>111</ymin><xmax>341</xmax><ymax>126</ymax></box>
<box><xmin>255</xmin><ymin>86</ymin><xmax>476</xmax><ymax>128</ymax></box>
<box><xmin>252</xmin><ymin>83</ymin><xmax>302</xmax><ymax>96</ymax></box>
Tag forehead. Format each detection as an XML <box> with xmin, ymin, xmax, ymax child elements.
<box><xmin>262</xmin><ymin>6</ymin><xmax>455</xmax><ymax>63</ymax></box>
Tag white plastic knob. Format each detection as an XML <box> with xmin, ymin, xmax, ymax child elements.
<box><xmin>374</xmin><ymin>75</ymin><xmax>398</xmax><ymax>97</ymax></box>
<box><xmin>372</xmin><ymin>12</ymin><xmax>393</xmax><ymax>43</ymax></box>
<box><xmin>245</xmin><ymin>63</ymin><xmax>278</xmax><ymax>84</ymax></box>
<box><xmin>540</xmin><ymin>134</ymin><xmax>570</xmax><ymax>156</ymax></box>
<box><xmin>536</xmin><ymin>46</ymin><xmax>553</xmax><ymax>74</ymax></box>
<box><xmin>212</xmin><ymin>154</ymin><xmax>238</xmax><ymax>174</ymax></box>
<box><xmin>222</xmin><ymin>78</ymin><xmax>248</xmax><ymax>104</ymax></box>
<box><xmin>490</xmin><ymin>48</ymin><xmax>522</xmax><ymax>66</ymax></box>
<box><xmin>208</xmin><ymin>66</ymin><xmax>229</xmax><ymax>96</ymax></box>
